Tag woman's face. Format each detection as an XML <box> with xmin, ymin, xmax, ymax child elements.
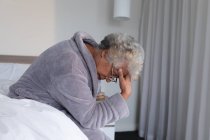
<box><xmin>96</xmin><ymin>51</ymin><xmax>128</xmax><ymax>82</ymax></box>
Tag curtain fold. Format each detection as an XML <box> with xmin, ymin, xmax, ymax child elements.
<box><xmin>138</xmin><ymin>0</ymin><xmax>210</xmax><ymax>140</ymax></box>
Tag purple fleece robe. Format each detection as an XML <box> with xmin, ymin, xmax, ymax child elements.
<box><xmin>8</xmin><ymin>32</ymin><xmax>129</xmax><ymax>140</ymax></box>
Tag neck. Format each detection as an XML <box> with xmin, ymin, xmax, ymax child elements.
<box><xmin>85</xmin><ymin>43</ymin><xmax>102</xmax><ymax>70</ymax></box>
<box><xmin>85</xmin><ymin>43</ymin><xmax>100</xmax><ymax>63</ymax></box>
<box><xmin>85</xmin><ymin>43</ymin><xmax>95</xmax><ymax>56</ymax></box>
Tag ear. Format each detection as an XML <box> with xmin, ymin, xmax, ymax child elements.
<box><xmin>101</xmin><ymin>50</ymin><xmax>108</xmax><ymax>58</ymax></box>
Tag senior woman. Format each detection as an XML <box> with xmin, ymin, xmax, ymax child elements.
<box><xmin>8</xmin><ymin>32</ymin><xmax>144</xmax><ymax>140</ymax></box>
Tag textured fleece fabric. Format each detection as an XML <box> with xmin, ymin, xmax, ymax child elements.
<box><xmin>8</xmin><ymin>32</ymin><xmax>129</xmax><ymax>140</ymax></box>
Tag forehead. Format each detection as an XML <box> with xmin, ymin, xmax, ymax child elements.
<box><xmin>113</xmin><ymin>64</ymin><xmax>129</xmax><ymax>76</ymax></box>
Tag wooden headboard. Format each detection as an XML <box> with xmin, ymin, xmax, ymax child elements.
<box><xmin>0</xmin><ymin>55</ymin><xmax>37</xmax><ymax>64</ymax></box>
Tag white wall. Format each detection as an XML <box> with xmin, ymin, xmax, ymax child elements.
<box><xmin>0</xmin><ymin>0</ymin><xmax>141</xmax><ymax>132</ymax></box>
<box><xmin>0</xmin><ymin>0</ymin><xmax>55</xmax><ymax>55</ymax></box>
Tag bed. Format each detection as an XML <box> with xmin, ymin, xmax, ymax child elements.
<box><xmin>0</xmin><ymin>55</ymin><xmax>88</xmax><ymax>140</ymax></box>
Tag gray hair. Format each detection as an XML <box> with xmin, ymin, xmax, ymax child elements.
<box><xmin>99</xmin><ymin>33</ymin><xmax>144</xmax><ymax>80</ymax></box>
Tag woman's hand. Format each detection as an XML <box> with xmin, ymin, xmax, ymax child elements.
<box><xmin>118</xmin><ymin>69</ymin><xmax>132</xmax><ymax>100</ymax></box>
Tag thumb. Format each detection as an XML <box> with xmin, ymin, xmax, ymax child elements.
<box><xmin>118</xmin><ymin>69</ymin><xmax>124</xmax><ymax>81</ymax></box>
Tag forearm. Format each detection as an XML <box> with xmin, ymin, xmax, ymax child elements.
<box><xmin>80</xmin><ymin>93</ymin><xmax>129</xmax><ymax>129</ymax></box>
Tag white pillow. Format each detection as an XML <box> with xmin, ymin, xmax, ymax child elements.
<box><xmin>0</xmin><ymin>94</ymin><xmax>88</xmax><ymax>140</ymax></box>
<box><xmin>0</xmin><ymin>63</ymin><xmax>29</xmax><ymax>81</ymax></box>
<box><xmin>0</xmin><ymin>63</ymin><xmax>29</xmax><ymax>96</ymax></box>
<box><xmin>0</xmin><ymin>79</ymin><xmax>15</xmax><ymax>96</ymax></box>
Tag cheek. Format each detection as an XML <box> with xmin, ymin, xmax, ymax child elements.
<box><xmin>97</xmin><ymin>64</ymin><xmax>110</xmax><ymax>76</ymax></box>
<box><xmin>99</xmin><ymin>67</ymin><xmax>110</xmax><ymax>76</ymax></box>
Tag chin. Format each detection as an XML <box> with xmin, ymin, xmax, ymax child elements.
<box><xmin>97</xmin><ymin>75</ymin><xmax>102</xmax><ymax>80</ymax></box>
<box><xmin>97</xmin><ymin>74</ymin><xmax>105</xmax><ymax>80</ymax></box>
<box><xmin>98</xmin><ymin>77</ymin><xmax>105</xmax><ymax>80</ymax></box>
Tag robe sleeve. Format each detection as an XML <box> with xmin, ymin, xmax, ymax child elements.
<box><xmin>49</xmin><ymin>73</ymin><xmax>129</xmax><ymax>129</ymax></box>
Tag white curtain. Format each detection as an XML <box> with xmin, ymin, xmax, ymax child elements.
<box><xmin>138</xmin><ymin>0</ymin><xmax>210</xmax><ymax>139</ymax></box>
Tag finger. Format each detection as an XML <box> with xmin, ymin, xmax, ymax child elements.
<box><xmin>118</xmin><ymin>69</ymin><xmax>124</xmax><ymax>81</ymax></box>
<box><xmin>126</xmin><ymin>73</ymin><xmax>131</xmax><ymax>81</ymax></box>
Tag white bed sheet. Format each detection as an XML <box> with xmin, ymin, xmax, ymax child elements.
<box><xmin>0</xmin><ymin>93</ymin><xmax>88</xmax><ymax>140</ymax></box>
